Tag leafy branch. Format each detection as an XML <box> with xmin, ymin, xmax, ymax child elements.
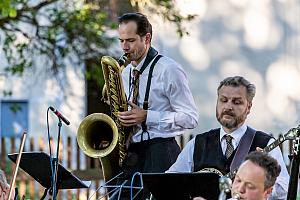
<box><xmin>0</xmin><ymin>0</ymin><xmax>195</xmax><ymax>78</ymax></box>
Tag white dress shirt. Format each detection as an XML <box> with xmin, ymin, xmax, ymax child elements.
<box><xmin>166</xmin><ymin>124</ymin><xmax>289</xmax><ymax>200</ymax></box>
<box><xmin>122</xmin><ymin>54</ymin><xmax>199</xmax><ymax>142</ymax></box>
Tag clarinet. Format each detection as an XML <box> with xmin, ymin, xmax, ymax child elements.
<box><xmin>287</xmin><ymin>126</ymin><xmax>300</xmax><ymax>200</ymax></box>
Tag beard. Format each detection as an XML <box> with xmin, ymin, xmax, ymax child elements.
<box><xmin>127</xmin><ymin>45</ymin><xmax>147</xmax><ymax>62</ymax></box>
<box><xmin>216</xmin><ymin>109</ymin><xmax>247</xmax><ymax>130</ymax></box>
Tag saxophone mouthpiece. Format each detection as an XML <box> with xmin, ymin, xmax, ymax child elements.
<box><xmin>118</xmin><ymin>53</ymin><xmax>129</xmax><ymax>66</ymax></box>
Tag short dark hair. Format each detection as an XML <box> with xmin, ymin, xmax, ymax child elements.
<box><xmin>245</xmin><ymin>151</ymin><xmax>281</xmax><ymax>189</ymax></box>
<box><xmin>118</xmin><ymin>12</ymin><xmax>152</xmax><ymax>39</ymax></box>
<box><xmin>217</xmin><ymin>76</ymin><xmax>256</xmax><ymax>102</ymax></box>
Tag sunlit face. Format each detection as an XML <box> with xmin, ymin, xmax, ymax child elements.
<box><xmin>118</xmin><ymin>21</ymin><xmax>151</xmax><ymax>65</ymax></box>
<box><xmin>216</xmin><ymin>86</ymin><xmax>252</xmax><ymax>133</ymax></box>
<box><xmin>231</xmin><ymin>161</ymin><xmax>272</xmax><ymax>200</ymax></box>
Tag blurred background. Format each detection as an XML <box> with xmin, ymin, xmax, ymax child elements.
<box><xmin>0</xmin><ymin>0</ymin><xmax>299</xmax><ymax>199</ymax></box>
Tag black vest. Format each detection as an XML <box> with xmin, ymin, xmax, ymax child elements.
<box><xmin>193</xmin><ymin>127</ymin><xmax>272</xmax><ymax>174</ymax></box>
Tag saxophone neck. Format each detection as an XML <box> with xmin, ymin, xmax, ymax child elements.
<box><xmin>118</xmin><ymin>53</ymin><xmax>129</xmax><ymax>68</ymax></box>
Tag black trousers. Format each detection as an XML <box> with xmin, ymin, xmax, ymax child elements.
<box><xmin>110</xmin><ymin>137</ymin><xmax>181</xmax><ymax>200</ymax></box>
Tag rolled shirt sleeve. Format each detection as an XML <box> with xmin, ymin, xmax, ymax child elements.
<box><xmin>166</xmin><ymin>138</ymin><xmax>195</xmax><ymax>173</ymax></box>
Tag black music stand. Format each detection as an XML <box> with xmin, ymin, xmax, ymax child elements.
<box><xmin>141</xmin><ymin>172</ymin><xmax>220</xmax><ymax>200</ymax></box>
<box><xmin>8</xmin><ymin>152</ymin><xmax>90</xmax><ymax>192</ymax></box>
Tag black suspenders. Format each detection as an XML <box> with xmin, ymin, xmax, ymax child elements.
<box><xmin>141</xmin><ymin>55</ymin><xmax>162</xmax><ymax>140</ymax></box>
<box><xmin>127</xmin><ymin>47</ymin><xmax>163</xmax><ymax>140</ymax></box>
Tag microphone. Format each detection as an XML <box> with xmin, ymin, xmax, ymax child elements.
<box><xmin>49</xmin><ymin>106</ymin><xmax>70</xmax><ymax>125</ymax></box>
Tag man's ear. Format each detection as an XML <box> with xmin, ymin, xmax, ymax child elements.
<box><xmin>246</xmin><ymin>101</ymin><xmax>252</xmax><ymax>115</ymax></box>
<box><xmin>145</xmin><ymin>33</ymin><xmax>151</xmax><ymax>44</ymax></box>
<box><xmin>264</xmin><ymin>186</ymin><xmax>273</xmax><ymax>198</ymax></box>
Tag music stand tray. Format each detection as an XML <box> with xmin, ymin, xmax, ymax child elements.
<box><xmin>141</xmin><ymin>172</ymin><xmax>220</xmax><ymax>200</ymax></box>
<box><xmin>8</xmin><ymin>151</ymin><xmax>90</xmax><ymax>190</ymax></box>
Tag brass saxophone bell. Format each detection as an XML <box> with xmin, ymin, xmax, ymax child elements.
<box><xmin>77</xmin><ymin>55</ymin><xmax>132</xmax><ymax>182</ymax></box>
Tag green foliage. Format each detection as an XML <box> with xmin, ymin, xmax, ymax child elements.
<box><xmin>0</xmin><ymin>0</ymin><xmax>17</xmax><ymax>18</ymax></box>
<box><xmin>0</xmin><ymin>0</ymin><xmax>194</xmax><ymax>79</ymax></box>
<box><xmin>0</xmin><ymin>1</ymin><xmax>115</xmax><ymax>78</ymax></box>
<box><xmin>85</xmin><ymin>60</ymin><xmax>105</xmax><ymax>88</ymax></box>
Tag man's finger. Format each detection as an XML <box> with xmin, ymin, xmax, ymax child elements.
<box><xmin>119</xmin><ymin>115</ymin><xmax>136</xmax><ymax>121</ymax></box>
<box><xmin>128</xmin><ymin>101</ymin><xmax>139</xmax><ymax>108</ymax></box>
<box><xmin>119</xmin><ymin>110</ymin><xmax>134</xmax><ymax>117</ymax></box>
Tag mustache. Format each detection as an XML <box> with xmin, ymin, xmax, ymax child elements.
<box><xmin>221</xmin><ymin>110</ymin><xmax>235</xmax><ymax>117</ymax></box>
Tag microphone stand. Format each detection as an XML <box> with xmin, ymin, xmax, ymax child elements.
<box><xmin>51</xmin><ymin>118</ymin><xmax>62</xmax><ymax>200</ymax></box>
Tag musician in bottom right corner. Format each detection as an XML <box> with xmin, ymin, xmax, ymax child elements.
<box><xmin>194</xmin><ymin>151</ymin><xmax>281</xmax><ymax>200</ymax></box>
<box><xmin>230</xmin><ymin>151</ymin><xmax>281</xmax><ymax>200</ymax></box>
<box><xmin>166</xmin><ymin>76</ymin><xmax>289</xmax><ymax>199</ymax></box>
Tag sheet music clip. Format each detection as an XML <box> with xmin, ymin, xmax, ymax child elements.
<box><xmin>7</xmin><ymin>152</ymin><xmax>90</xmax><ymax>192</ymax></box>
<box><xmin>141</xmin><ymin>172</ymin><xmax>220</xmax><ymax>200</ymax></box>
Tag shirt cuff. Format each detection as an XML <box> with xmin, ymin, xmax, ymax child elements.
<box><xmin>146</xmin><ymin>110</ymin><xmax>160</xmax><ymax>127</ymax></box>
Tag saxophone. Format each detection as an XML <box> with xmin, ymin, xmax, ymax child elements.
<box><xmin>77</xmin><ymin>54</ymin><xmax>131</xmax><ymax>182</ymax></box>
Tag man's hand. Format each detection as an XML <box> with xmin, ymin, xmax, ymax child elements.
<box><xmin>118</xmin><ymin>101</ymin><xmax>147</xmax><ymax>127</ymax></box>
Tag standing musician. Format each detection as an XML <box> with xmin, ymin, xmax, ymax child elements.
<box><xmin>167</xmin><ymin>76</ymin><xmax>289</xmax><ymax>199</ymax></box>
<box><xmin>116</xmin><ymin>12</ymin><xmax>199</xmax><ymax>199</ymax></box>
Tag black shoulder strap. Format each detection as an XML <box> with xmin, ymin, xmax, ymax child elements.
<box><xmin>141</xmin><ymin>54</ymin><xmax>163</xmax><ymax>135</ymax></box>
<box><xmin>143</xmin><ymin>55</ymin><xmax>163</xmax><ymax>110</ymax></box>
<box><xmin>230</xmin><ymin>126</ymin><xmax>256</xmax><ymax>171</ymax></box>
<box><xmin>140</xmin><ymin>47</ymin><xmax>158</xmax><ymax>74</ymax></box>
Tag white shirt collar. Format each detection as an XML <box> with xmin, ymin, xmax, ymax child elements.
<box><xmin>131</xmin><ymin>55</ymin><xmax>147</xmax><ymax>72</ymax></box>
<box><xmin>220</xmin><ymin>124</ymin><xmax>248</xmax><ymax>148</ymax></box>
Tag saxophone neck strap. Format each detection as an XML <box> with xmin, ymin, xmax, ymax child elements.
<box><xmin>230</xmin><ymin>126</ymin><xmax>256</xmax><ymax>171</ymax></box>
<box><xmin>127</xmin><ymin>46</ymin><xmax>160</xmax><ymax>108</ymax></box>
<box><xmin>140</xmin><ymin>47</ymin><xmax>158</xmax><ymax>74</ymax></box>
<box><xmin>128</xmin><ymin>47</ymin><xmax>158</xmax><ymax>86</ymax></box>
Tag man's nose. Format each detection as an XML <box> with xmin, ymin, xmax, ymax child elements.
<box><xmin>122</xmin><ymin>42</ymin><xmax>130</xmax><ymax>51</ymax></box>
<box><xmin>237</xmin><ymin>183</ymin><xmax>246</xmax><ymax>193</ymax></box>
<box><xmin>224</xmin><ymin>102</ymin><xmax>233</xmax><ymax>111</ymax></box>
